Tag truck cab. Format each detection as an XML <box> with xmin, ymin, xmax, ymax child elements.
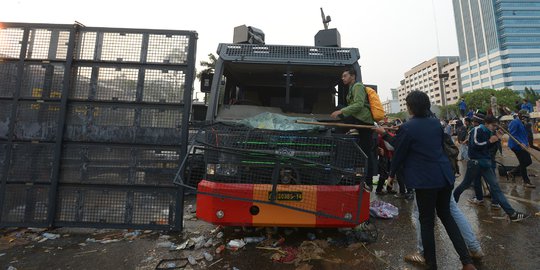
<box><xmin>206</xmin><ymin>43</ymin><xmax>362</xmax><ymax>122</ymax></box>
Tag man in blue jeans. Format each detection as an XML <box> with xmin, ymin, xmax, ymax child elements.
<box><xmin>453</xmin><ymin>115</ymin><xmax>530</xmax><ymax>222</ymax></box>
<box><xmin>404</xmin><ymin>197</ymin><xmax>485</xmax><ymax>264</ymax></box>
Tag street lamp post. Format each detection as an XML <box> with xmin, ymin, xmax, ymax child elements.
<box><xmin>429</xmin><ymin>73</ymin><xmax>450</xmax><ymax>119</ymax></box>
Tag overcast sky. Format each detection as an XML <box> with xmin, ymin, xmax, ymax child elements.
<box><xmin>2</xmin><ymin>0</ymin><xmax>459</xmax><ymax>101</ymax></box>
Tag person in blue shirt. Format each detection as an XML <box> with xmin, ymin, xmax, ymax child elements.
<box><xmin>388</xmin><ymin>91</ymin><xmax>475</xmax><ymax>270</ymax></box>
<box><xmin>466</xmin><ymin>109</ymin><xmax>474</xmax><ymax>119</ymax></box>
<box><xmin>458</xmin><ymin>98</ymin><xmax>467</xmax><ymax>118</ymax></box>
<box><xmin>507</xmin><ymin>110</ymin><xmax>536</xmax><ymax>188</ymax></box>
<box><xmin>520</xmin><ymin>99</ymin><xmax>533</xmax><ymax>113</ymax></box>
<box><xmin>453</xmin><ymin>115</ymin><xmax>530</xmax><ymax>222</ymax></box>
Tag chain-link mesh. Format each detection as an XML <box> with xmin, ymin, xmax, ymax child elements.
<box><xmin>177</xmin><ymin>123</ymin><xmax>367</xmax><ymax>220</ymax></box>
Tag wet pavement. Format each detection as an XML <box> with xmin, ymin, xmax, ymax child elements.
<box><xmin>1</xmin><ymin>148</ymin><xmax>539</xmax><ymax>270</ymax></box>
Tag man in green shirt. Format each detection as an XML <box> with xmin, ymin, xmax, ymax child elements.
<box><xmin>331</xmin><ymin>68</ymin><xmax>375</xmax><ymax>190</ymax></box>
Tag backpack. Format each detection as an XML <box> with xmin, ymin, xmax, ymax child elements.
<box><xmin>442</xmin><ymin>131</ymin><xmax>459</xmax><ymax>174</ymax></box>
<box><xmin>365</xmin><ymin>86</ymin><xmax>385</xmax><ymax>122</ymax></box>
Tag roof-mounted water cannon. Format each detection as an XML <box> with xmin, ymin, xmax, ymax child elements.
<box><xmin>315</xmin><ymin>8</ymin><xmax>341</xmax><ymax>47</ymax></box>
<box><xmin>233</xmin><ymin>25</ymin><xmax>265</xmax><ymax>45</ymax></box>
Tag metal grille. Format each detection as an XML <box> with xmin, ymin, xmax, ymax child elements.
<box><xmin>20</xmin><ymin>63</ymin><xmax>64</xmax><ymax>99</ymax></box>
<box><xmin>0</xmin><ymin>101</ymin><xmax>12</xmax><ymax>139</ymax></box>
<box><xmin>60</xmin><ymin>144</ymin><xmax>180</xmax><ymax>186</ymax></box>
<box><xmin>1</xmin><ymin>184</ymin><xmax>49</xmax><ymax>225</ymax></box>
<box><xmin>142</xmin><ymin>69</ymin><xmax>186</xmax><ymax>103</ymax></box>
<box><xmin>177</xmin><ymin>123</ymin><xmax>367</xmax><ymax>221</ymax></box>
<box><xmin>25</xmin><ymin>28</ymin><xmax>71</xmax><ymax>60</ymax></box>
<box><xmin>0</xmin><ymin>22</ymin><xmax>196</xmax><ymax>231</ymax></box>
<box><xmin>218</xmin><ymin>43</ymin><xmax>360</xmax><ymax>65</ymax></box>
<box><xmin>64</xmin><ymin>104</ymin><xmax>183</xmax><ymax>145</ymax></box>
<box><xmin>0</xmin><ymin>143</ymin><xmax>6</xmax><ymax>180</ymax></box>
<box><xmin>0</xmin><ymin>62</ymin><xmax>19</xmax><ymax>98</ymax></box>
<box><xmin>55</xmin><ymin>187</ymin><xmax>178</xmax><ymax>228</ymax></box>
<box><xmin>0</xmin><ymin>27</ymin><xmax>24</xmax><ymax>59</ymax></box>
<box><xmin>147</xmin><ymin>34</ymin><xmax>190</xmax><ymax>64</ymax></box>
<box><xmin>14</xmin><ymin>101</ymin><xmax>60</xmax><ymax>141</ymax></box>
<box><xmin>8</xmin><ymin>143</ymin><xmax>55</xmax><ymax>183</ymax></box>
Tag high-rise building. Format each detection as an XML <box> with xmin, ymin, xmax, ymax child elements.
<box><xmin>397</xmin><ymin>57</ymin><xmax>461</xmax><ymax>111</ymax></box>
<box><xmin>452</xmin><ymin>0</ymin><xmax>540</xmax><ymax>93</ymax></box>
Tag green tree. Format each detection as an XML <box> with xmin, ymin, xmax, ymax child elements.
<box><xmin>461</xmin><ymin>88</ymin><xmax>521</xmax><ymax>113</ymax></box>
<box><xmin>196</xmin><ymin>53</ymin><xmax>217</xmax><ymax>79</ymax></box>
<box><xmin>387</xmin><ymin>111</ymin><xmax>408</xmax><ymax>120</ymax></box>
<box><xmin>194</xmin><ymin>53</ymin><xmax>217</xmax><ymax>104</ymax></box>
<box><xmin>524</xmin><ymin>87</ymin><xmax>540</xmax><ymax>104</ymax></box>
<box><xmin>437</xmin><ymin>104</ymin><xmax>459</xmax><ymax>119</ymax></box>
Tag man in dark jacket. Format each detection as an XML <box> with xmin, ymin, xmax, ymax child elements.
<box><xmin>453</xmin><ymin>115</ymin><xmax>530</xmax><ymax>222</ymax></box>
<box><xmin>508</xmin><ymin>110</ymin><xmax>536</xmax><ymax>188</ymax></box>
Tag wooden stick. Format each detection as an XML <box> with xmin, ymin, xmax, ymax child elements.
<box><xmin>497</xmin><ymin>125</ymin><xmax>540</xmax><ymax>163</ymax></box>
<box><xmin>295</xmin><ymin>120</ymin><xmax>394</xmax><ymax>130</ymax></box>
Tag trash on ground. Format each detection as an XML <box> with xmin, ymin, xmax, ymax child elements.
<box><xmin>244</xmin><ymin>236</ymin><xmax>265</xmax><ymax>244</ymax></box>
<box><xmin>187</xmin><ymin>255</ymin><xmax>197</xmax><ymax>265</ymax></box>
<box><xmin>272</xmin><ymin>237</ymin><xmax>285</xmax><ymax>247</ymax></box>
<box><xmin>369</xmin><ymin>200</ymin><xmax>399</xmax><ymax>219</ymax></box>
<box><xmin>216</xmin><ymin>244</ymin><xmax>226</xmax><ymax>254</ymax></box>
<box><xmin>203</xmin><ymin>251</ymin><xmax>214</xmax><ymax>262</ymax></box>
<box><xmin>156</xmin><ymin>241</ymin><xmax>174</xmax><ymax>249</ymax></box>
<box><xmin>155</xmin><ymin>259</ymin><xmax>188</xmax><ymax>270</ymax></box>
<box><xmin>42</xmin><ymin>233</ymin><xmax>60</xmax><ymax>240</ymax></box>
<box><xmin>227</xmin><ymin>239</ymin><xmax>246</xmax><ymax>250</ymax></box>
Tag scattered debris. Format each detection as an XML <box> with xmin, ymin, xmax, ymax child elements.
<box><xmin>42</xmin><ymin>233</ymin><xmax>60</xmax><ymax>240</ymax></box>
<box><xmin>74</xmin><ymin>250</ymin><xmax>98</xmax><ymax>257</ymax></box>
<box><xmin>156</xmin><ymin>241</ymin><xmax>174</xmax><ymax>249</ymax></box>
<box><xmin>215</xmin><ymin>245</ymin><xmax>226</xmax><ymax>254</ymax></box>
<box><xmin>272</xmin><ymin>237</ymin><xmax>285</xmax><ymax>247</ymax></box>
<box><xmin>369</xmin><ymin>200</ymin><xmax>399</xmax><ymax>219</ymax></box>
<box><xmin>227</xmin><ymin>239</ymin><xmax>246</xmax><ymax>250</ymax></box>
<box><xmin>207</xmin><ymin>258</ymin><xmax>224</xmax><ymax>268</ymax></box>
<box><xmin>203</xmin><ymin>251</ymin><xmax>214</xmax><ymax>261</ymax></box>
<box><xmin>306</xmin><ymin>233</ymin><xmax>316</xmax><ymax>241</ymax></box>
<box><xmin>187</xmin><ymin>255</ymin><xmax>197</xmax><ymax>265</ymax></box>
<box><xmin>244</xmin><ymin>236</ymin><xmax>265</xmax><ymax>244</ymax></box>
<box><xmin>7</xmin><ymin>266</ymin><xmax>17</xmax><ymax>270</ymax></box>
<box><xmin>155</xmin><ymin>259</ymin><xmax>188</xmax><ymax>270</ymax></box>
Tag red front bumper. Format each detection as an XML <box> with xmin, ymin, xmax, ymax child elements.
<box><xmin>196</xmin><ymin>180</ymin><xmax>370</xmax><ymax>227</ymax></box>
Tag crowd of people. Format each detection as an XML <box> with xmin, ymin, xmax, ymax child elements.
<box><xmin>330</xmin><ymin>68</ymin><xmax>534</xmax><ymax>270</ymax></box>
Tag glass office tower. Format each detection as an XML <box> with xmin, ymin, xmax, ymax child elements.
<box><xmin>452</xmin><ymin>0</ymin><xmax>540</xmax><ymax>93</ymax></box>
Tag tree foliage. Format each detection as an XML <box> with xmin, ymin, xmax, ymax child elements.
<box><xmin>196</xmin><ymin>53</ymin><xmax>217</xmax><ymax>79</ymax></box>
<box><xmin>524</xmin><ymin>87</ymin><xmax>540</xmax><ymax>104</ymax></box>
<box><xmin>437</xmin><ymin>104</ymin><xmax>459</xmax><ymax>120</ymax></box>
<box><xmin>387</xmin><ymin>111</ymin><xmax>409</xmax><ymax>120</ymax></box>
<box><xmin>460</xmin><ymin>88</ymin><xmax>521</xmax><ymax>113</ymax></box>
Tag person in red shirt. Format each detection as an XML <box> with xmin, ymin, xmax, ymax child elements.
<box><xmin>375</xmin><ymin>125</ymin><xmax>395</xmax><ymax>195</ymax></box>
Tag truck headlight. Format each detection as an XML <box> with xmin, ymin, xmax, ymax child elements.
<box><xmin>206</xmin><ymin>164</ymin><xmax>216</xmax><ymax>175</ymax></box>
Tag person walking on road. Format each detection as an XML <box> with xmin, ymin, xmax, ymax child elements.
<box><xmin>507</xmin><ymin>110</ymin><xmax>536</xmax><ymax>188</ymax></box>
<box><xmin>387</xmin><ymin>90</ymin><xmax>476</xmax><ymax>270</ymax></box>
<box><xmin>453</xmin><ymin>115</ymin><xmax>531</xmax><ymax>221</ymax></box>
